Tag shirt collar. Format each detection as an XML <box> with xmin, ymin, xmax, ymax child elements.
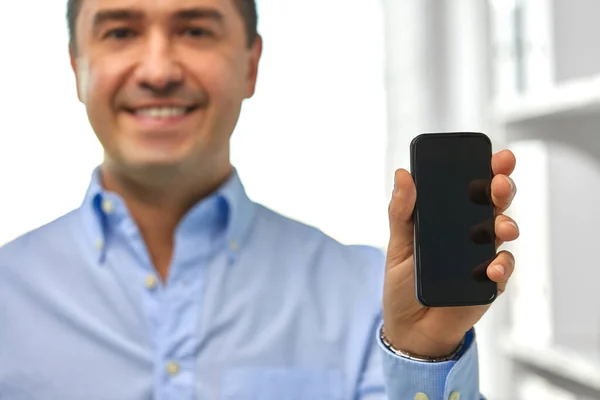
<box><xmin>80</xmin><ymin>166</ymin><xmax>256</xmax><ymax>263</ymax></box>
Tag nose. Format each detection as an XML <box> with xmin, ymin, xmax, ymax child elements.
<box><xmin>135</xmin><ymin>31</ymin><xmax>184</xmax><ymax>96</ymax></box>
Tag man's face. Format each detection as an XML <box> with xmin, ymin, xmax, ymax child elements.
<box><xmin>71</xmin><ymin>0</ymin><xmax>261</xmax><ymax>172</ymax></box>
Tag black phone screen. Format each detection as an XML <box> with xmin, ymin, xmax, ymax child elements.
<box><xmin>411</xmin><ymin>132</ymin><xmax>497</xmax><ymax>307</ymax></box>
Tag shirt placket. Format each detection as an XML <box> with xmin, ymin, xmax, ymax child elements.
<box><xmin>155</xmin><ymin>262</ymin><xmax>204</xmax><ymax>400</ymax></box>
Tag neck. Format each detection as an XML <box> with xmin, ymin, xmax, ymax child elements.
<box><xmin>100</xmin><ymin>160</ymin><xmax>233</xmax><ymax>281</ymax></box>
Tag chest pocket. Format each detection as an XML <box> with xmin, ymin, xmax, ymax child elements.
<box><xmin>222</xmin><ymin>367</ymin><xmax>344</xmax><ymax>400</ymax></box>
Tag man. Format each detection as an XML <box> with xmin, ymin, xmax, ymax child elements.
<box><xmin>0</xmin><ymin>0</ymin><xmax>519</xmax><ymax>399</ymax></box>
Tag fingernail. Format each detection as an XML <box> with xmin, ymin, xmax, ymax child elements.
<box><xmin>393</xmin><ymin>184</ymin><xmax>397</xmax><ymax>196</ymax></box>
<box><xmin>493</xmin><ymin>264</ymin><xmax>506</xmax><ymax>276</ymax></box>
<box><xmin>508</xmin><ymin>221</ymin><xmax>519</xmax><ymax>230</ymax></box>
<box><xmin>506</xmin><ymin>176</ymin><xmax>515</xmax><ymax>194</ymax></box>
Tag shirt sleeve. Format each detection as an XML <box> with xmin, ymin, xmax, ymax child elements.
<box><xmin>351</xmin><ymin>245</ymin><xmax>484</xmax><ymax>400</ymax></box>
<box><xmin>377</xmin><ymin>326</ymin><xmax>484</xmax><ymax>400</ymax></box>
<box><xmin>355</xmin><ymin>320</ymin><xmax>484</xmax><ymax>400</ymax></box>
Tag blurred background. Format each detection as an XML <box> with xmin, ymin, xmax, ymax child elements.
<box><xmin>0</xmin><ymin>0</ymin><xmax>599</xmax><ymax>398</ymax></box>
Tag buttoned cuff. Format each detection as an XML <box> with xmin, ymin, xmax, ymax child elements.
<box><xmin>378</xmin><ymin>325</ymin><xmax>480</xmax><ymax>400</ymax></box>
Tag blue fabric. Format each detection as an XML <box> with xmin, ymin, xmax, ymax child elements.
<box><xmin>0</xmin><ymin>168</ymin><xmax>481</xmax><ymax>399</ymax></box>
<box><xmin>379</xmin><ymin>328</ymin><xmax>483</xmax><ymax>400</ymax></box>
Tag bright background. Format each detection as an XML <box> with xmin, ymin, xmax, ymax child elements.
<box><xmin>3</xmin><ymin>1</ymin><xmax>600</xmax><ymax>399</ymax></box>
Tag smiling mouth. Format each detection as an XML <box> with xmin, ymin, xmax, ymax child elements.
<box><xmin>126</xmin><ymin>106</ymin><xmax>199</xmax><ymax>119</ymax></box>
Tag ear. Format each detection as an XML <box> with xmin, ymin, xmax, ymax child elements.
<box><xmin>244</xmin><ymin>35</ymin><xmax>263</xmax><ymax>99</ymax></box>
<box><xmin>69</xmin><ymin>45</ymin><xmax>84</xmax><ymax>103</ymax></box>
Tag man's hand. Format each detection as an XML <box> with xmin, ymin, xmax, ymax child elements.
<box><xmin>382</xmin><ymin>149</ymin><xmax>519</xmax><ymax>357</ymax></box>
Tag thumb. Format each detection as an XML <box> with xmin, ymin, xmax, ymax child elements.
<box><xmin>387</xmin><ymin>169</ymin><xmax>417</xmax><ymax>265</ymax></box>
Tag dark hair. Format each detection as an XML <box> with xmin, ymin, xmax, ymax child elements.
<box><xmin>67</xmin><ymin>0</ymin><xmax>258</xmax><ymax>50</ymax></box>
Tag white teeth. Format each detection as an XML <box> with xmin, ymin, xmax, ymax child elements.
<box><xmin>135</xmin><ymin>107</ymin><xmax>188</xmax><ymax>118</ymax></box>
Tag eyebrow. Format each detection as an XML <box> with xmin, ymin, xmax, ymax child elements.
<box><xmin>174</xmin><ymin>8</ymin><xmax>224</xmax><ymax>22</ymax></box>
<box><xmin>92</xmin><ymin>7</ymin><xmax>224</xmax><ymax>28</ymax></box>
<box><xmin>93</xmin><ymin>9</ymin><xmax>144</xmax><ymax>27</ymax></box>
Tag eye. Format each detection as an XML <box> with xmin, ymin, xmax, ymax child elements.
<box><xmin>105</xmin><ymin>28</ymin><xmax>136</xmax><ymax>40</ymax></box>
<box><xmin>183</xmin><ymin>27</ymin><xmax>214</xmax><ymax>38</ymax></box>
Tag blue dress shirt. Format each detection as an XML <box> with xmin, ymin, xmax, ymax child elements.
<box><xmin>0</xmin><ymin>168</ymin><xmax>482</xmax><ymax>400</ymax></box>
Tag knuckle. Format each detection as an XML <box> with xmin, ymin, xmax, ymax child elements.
<box><xmin>388</xmin><ymin>201</ymin><xmax>395</xmax><ymax>215</ymax></box>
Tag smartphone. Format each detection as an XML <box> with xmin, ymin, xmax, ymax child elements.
<box><xmin>410</xmin><ymin>132</ymin><xmax>497</xmax><ymax>307</ymax></box>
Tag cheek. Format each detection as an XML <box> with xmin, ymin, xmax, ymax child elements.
<box><xmin>78</xmin><ymin>58</ymin><xmax>130</xmax><ymax>149</ymax></box>
<box><xmin>191</xmin><ymin>55</ymin><xmax>247</xmax><ymax>108</ymax></box>
<box><xmin>203</xmin><ymin>60</ymin><xmax>247</xmax><ymax>139</ymax></box>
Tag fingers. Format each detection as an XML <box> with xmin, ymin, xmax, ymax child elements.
<box><xmin>486</xmin><ymin>250</ymin><xmax>515</xmax><ymax>294</ymax></box>
<box><xmin>490</xmin><ymin>149</ymin><xmax>518</xmax><ymax>294</ymax></box>
<box><xmin>387</xmin><ymin>169</ymin><xmax>417</xmax><ymax>265</ymax></box>
<box><xmin>468</xmin><ymin>214</ymin><xmax>519</xmax><ymax>248</ymax></box>
<box><xmin>492</xmin><ymin>149</ymin><xmax>516</xmax><ymax>176</ymax></box>
<box><xmin>495</xmin><ymin>214</ymin><xmax>520</xmax><ymax>247</ymax></box>
<box><xmin>491</xmin><ymin>174</ymin><xmax>516</xmax><ymax>213</ymax></box>
<box><xmin>491</xmin><ymin>149</ymin><xmax>517</xmax><ymax>212</ymax></box>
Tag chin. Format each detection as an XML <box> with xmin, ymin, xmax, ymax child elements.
<box><xmin>125</xmin><ymin>132</ymin><xmax>197</xmax><ymax>158</ymax></box>
<box><xmin>117</xmin><ymin>147</ymin><xmax>193</xmax><ymax>172</ymax></box>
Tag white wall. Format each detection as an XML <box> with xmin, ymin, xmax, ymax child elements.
<box><xmin>0</xmin><ymin>2</ymin><xmax>103</xmax><ymax>244</ymax></box>
<box><xmin>233</xmin><ymin>0</ymin><xmax>389</xmax><ymax>247</ymax></box>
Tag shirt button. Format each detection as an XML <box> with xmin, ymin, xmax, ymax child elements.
<box><xmin>94</xmin><ymin>240</ymin><xmax>104</xmax><ymax>250</ymax></box>
<box><xmin>449</xmin><ymin>392</ymin><xmax>460</xmax><ymax>400</ymax></box>
<box><xmin>415</xmin><ymin>394</ymin><xmax>429</xmax><ymax>400</ymax></box>
<box><xmin>229</xmin><ymin>240</ymin><xmax>238</xmax><ymax>251</ymax></box>
<box><xmin>144</xmin><ymin>275</ymin><xmax>158</xmax><ymax>290</ymax></box>
<box><xmin>101</xmin><ymin>199</ymin><xmax>114</xmax><ymax>214</ymax></box>
<box><xmin>166</xmin><ymin>361</ymin><xmax>180</xmax><ymax>376</ymax></box>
